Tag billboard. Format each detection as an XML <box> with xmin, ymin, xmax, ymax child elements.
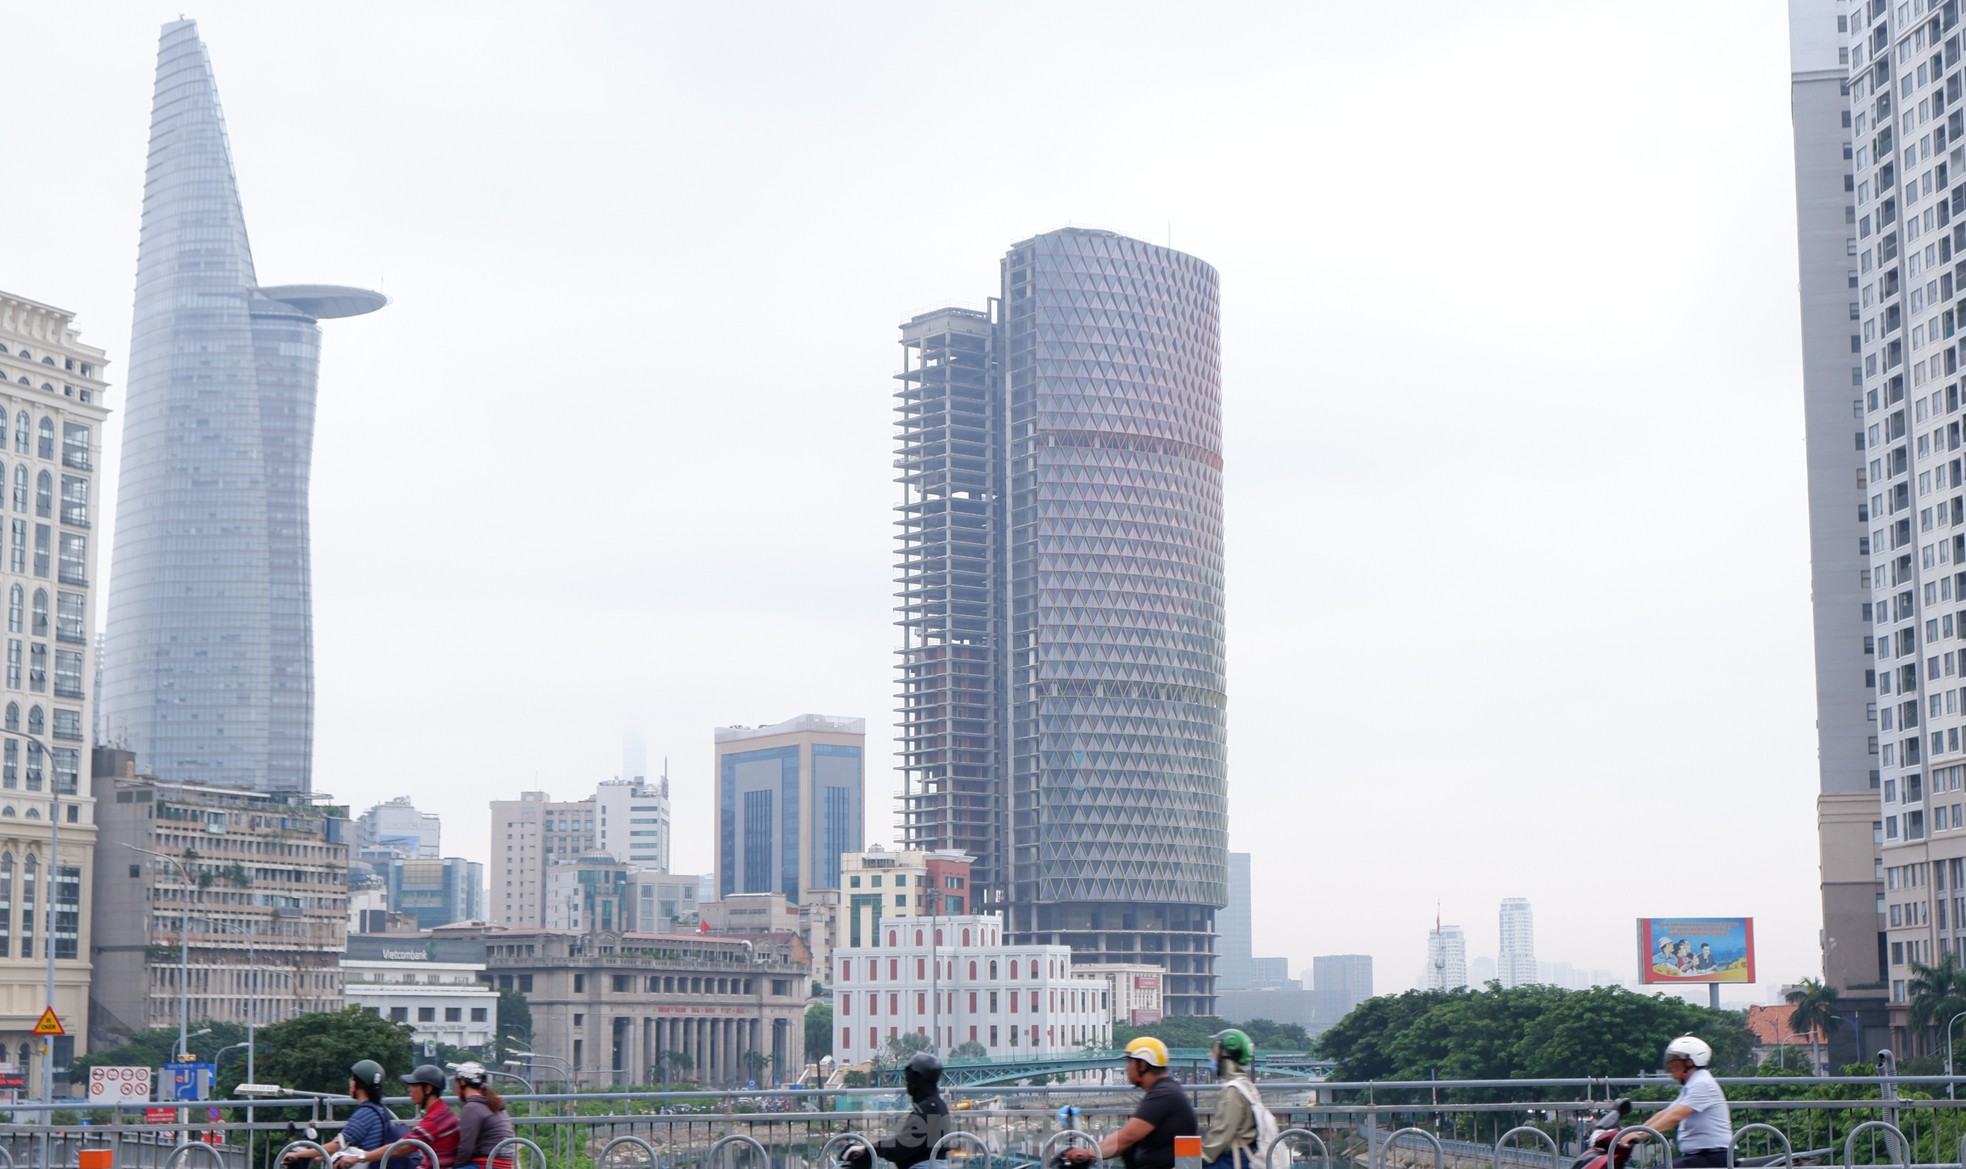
<box><xmin>1636</xmin><ymin>917</ymin><xmax>1755</xmax><ymax>984</ymax></box>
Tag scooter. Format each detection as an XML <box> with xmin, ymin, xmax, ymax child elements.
<box><xmin>1566</xmin><ymin>1098</ymin><xmax>1634</xmax><ymax>1169</ymax></box>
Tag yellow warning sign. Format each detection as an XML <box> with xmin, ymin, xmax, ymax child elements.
<box><xmin>32</xmin><ymin>1008</ymin><xmax>62</xmax><ymax>1036</ymax></box>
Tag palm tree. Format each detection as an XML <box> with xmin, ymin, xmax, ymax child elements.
<box><xmin>1907</xmin><ymin>952</ymin><xmax>1966</xmax><ymax>1057</ymax></box>
<box><xmin>1785</xmin><ymin>977</ymin><xmax>1842</xmax><ymax>1073</ymax></box>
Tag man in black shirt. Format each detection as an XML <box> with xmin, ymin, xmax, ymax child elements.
<box><xmin>848</xmin><ymin>1052</ymin><xmax>951</xmax><ymax>1169</ymax></box>
<box><xmin>1063</xmin><ymin>1037</ymin><xmax>1198</xmax><ymax>1169</ymax></box>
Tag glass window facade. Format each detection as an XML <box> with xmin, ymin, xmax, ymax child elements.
<box><xmin>101</xmin><ymin>19</ymin><xmax>383</xmax><ymax>792</ymax></box>
<box><xmin>896</xmin><ymin>229</ymin><xmax>1228</xmax><ymax>1015</ymax></box>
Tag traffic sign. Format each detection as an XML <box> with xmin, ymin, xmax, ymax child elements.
<box><xmin>144</xmin><ymin>1107</ymin><xmax>175</xmax><ymax>1124</ymax></box>
<box><xmin>32</xmin><ymin>1008</ymin><xmax>62</xmax><ymax>1036</ymax></box>
<box><xmin>206</xmin><ymin>1106</ymin><xmax>222</xmax><ymax>1122</ymax></box>
<box><xmin>88</xmin><ymin>1066</ymin><xmax>152</xmax><ymax>1103</ymax></box>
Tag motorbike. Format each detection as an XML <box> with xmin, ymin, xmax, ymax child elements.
<box><xmin>1567</xmin><ymin>1098</ymin><xmax>1634</xmax><ymax>1169</ymax></box>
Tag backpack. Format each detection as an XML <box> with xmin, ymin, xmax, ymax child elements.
<box><xmin>357</xmin><ymin>1100</ymin><xmax>423</xmax><ymax>1169</ymax></box>
<box><xmin>1225</xmin><ymin>1078</ymin><xmax>1280</xmax><ymax>1169</ymax></box>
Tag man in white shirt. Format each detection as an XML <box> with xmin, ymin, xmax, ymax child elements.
<box><xmin>1619</xmin><ymin>1035</ymin><xmax>1731</xmax><ymax>1168</ymax></box>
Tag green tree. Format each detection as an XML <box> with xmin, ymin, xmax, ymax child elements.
<box><xmin>805</xmin><ymin>1001</ymin><xmax>833</xmax><ymax>1060</ymax></box>
<box><xmin>493</xmin><ymin>988</ymin><xmax>533</xmax><ymax>1066</ymax></box>
<box><xmin>1784</xmin><ymin>977</ymin><xmax>1842</xmax><ymax>1073</ymax></box>
<box><xmin>880</xmin><ymin>1031</ymin><xmax>935</xmax><ymax>1065</ymax></box>
<box><xmin>950</xmin><ymin>1040</ymin><xmax>987</xmax><ymax>1059</ymax></box>
<box><xmin>70</xmin><ymin>1023</ymin><xmax>249</xmax><ymax>1082</ymax></box>
<box><xmin>241</xmin><ymin>1007</ymin><xmax>416</xmax><ymax>1096</ymax></box>
<box><xmin>1908</xmin><ymin>952</ymin><xmax>1966</xmax><ymax>1054</ymax></box>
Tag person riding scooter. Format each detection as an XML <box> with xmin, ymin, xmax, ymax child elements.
<box><xmin>847</xmin><ymin>1051</ymin><xmax>951</xmax><ymax>1169</ymax></box>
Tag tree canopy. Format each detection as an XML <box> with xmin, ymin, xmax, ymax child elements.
<box><xmin>1113</xmin><ymin>1016</ymin><xmax>1311</xmax><ymax>1053</ymax></box>
<box><xmin>69</xmin><ymin>1023</ymin><xmax>250</xmax><ymax>1083</ymax></box>
<box><xmin>1313</xmin><ymin>984</ymin><xmax>1755</xmax><ymax>1094</ymax></box>
<box><xmin>806</xmin><ymin>1002</ymin><xmax>833</xmax><ymax>1060</ymax></box>
<box><xmin>222</xmin><ymin>1007</ymin><xmax>417</xmax><ymax>1098</ymax></box>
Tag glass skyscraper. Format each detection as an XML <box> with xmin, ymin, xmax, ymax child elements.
<box><xmin>101</xmin><ymin>20</ymin><xmax>385</xmax><ymax>792</ymax></box>
<box><xmin>713</xmin><ymin>714</ymin><xmax>866</xmax><ymax>905</ymax></box>
<box><xmin>897</xmin><ymin>228</ymin><xmax>1228</xmax><ymax>1015</ymax></box>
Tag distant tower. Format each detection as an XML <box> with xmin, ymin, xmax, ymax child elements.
<box><xmin>99</xmin><ymin>19</ymin><xmax>385</xmax><ymax>791</ymax></box>
<box><xmin>1217</xmin><ymin>852</ymin><xmax>1255</xmax><ymax>990</ymax></box>
<box><xmin>1498</xmin><ymin>897</ymin><xmax>1537</xmax><ymax>988</ymax></box>
<box><xmin>1425</xmin><ymin>924</ymin><xmax>1468</xmax><ymax>990</ymax></box>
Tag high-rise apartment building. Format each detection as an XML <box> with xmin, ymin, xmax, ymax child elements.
<box><xmin>1498</xmin><ymin>897</ymin><xmax>1537</xmax><ymax>989</ymax></box>
<box><xmin>91</xmin><ymin>750</ymin><xmax>350</xmax><ymax>1042</ymax></box>
<box><xmin>386</xmin><ymin>857</ymin><xmax>483</xmax><ymax>929</ymax></box>
<box><xmin>489</xmin><ymin>791</ymin><xmax>596</xmax><ymax>928</ymax></box>
<box><xmin>100</xmin><ymin>20</ymin><xmax>385</xmax><ymax>793</ymax></box>
<box><xmin>1424</xmin><ymin>925</ymin><xmax>1468</xmax><ymax>991</ymax></box>
<box><xmin>0</xmin><ymin>293</ymin><xmax>109</xmax><ymax>1085</ymax></box>
<box><xmin>1312</xmin><ymin>954</ymin><xmax>1373</xmax><ymax>1024</ymax></box>
<box><xmin>1787</xmin><ymin>0</ymin><xmax>1940</xmax><ymax>1055</ymax></box>
<box><xmin>595</xmin><ymin>775</ymin><xmax>671</xmax><ymax>874</ymax></box>
<box><xmin>895</xmin><ymin>229</ymin><xmax>1228</xmax><ymax>1015</ymax></box>
<box><xmin>1217</xmin><ymin>852</ymin><xmax>1255</xmax><ymax>991</ymax></box>
<box><xmin>714</xmin><ymin>714</ymin><xmax>865</xmax><ymax>905</ymax></box>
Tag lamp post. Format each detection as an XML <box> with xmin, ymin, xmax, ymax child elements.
<box><xmin>0</xmin><ymin>728</ymin><xmax>62</xmax><ymax>1156</ymax></box>
<box><xmin>1947</xmin><ymin>1011</ymin><xmax>1966</xmax><ymax>1099</ymax></box>
<box><xmin>123</xmin><ymin>843</ymin><xmax>194</xmax><ymax>1063</ymax></box>
<box><xmin>740</xmin><ymin>939</ymin><xmax>769</xmax><ymax>1087</ymax></box>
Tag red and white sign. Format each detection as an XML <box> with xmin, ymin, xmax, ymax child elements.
<box><xmin>1133</xmin><ymin>975</ymin><xmax>1160</xmax><ymax>989</ymax></box>
<box><xmin>144</xmin><ymin>1107</ymin><xmax>177</xmax><ymax>1124</ymax></box>
<box><xmin>90</xmin><ymin>1066</ymin><xmax>153</xmax><ymax>1103</ymax></box>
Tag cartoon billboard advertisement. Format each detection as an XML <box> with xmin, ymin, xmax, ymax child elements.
<box><xmin>1636</xmin><ymin>917</ymin><xmax>1755</xmax><ymax>984</ymax></box>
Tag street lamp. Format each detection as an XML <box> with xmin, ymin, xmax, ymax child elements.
<box><xmin>123</xmin><ymin>843</ymin><xmax>194</xmax><ymax>1063</ymax></box>
<box><xmin>1946</xmin><ymin>1011</ymin><xmax>1966</xmax><ymax>1099</ymax></box>
<box><xmin>740</xmin><ymin>940</ymin><xmax>769</xmax><ymax>1087</ymax></box>
<box><xmin>0</xmin><ymin>728</ymin><xmax>63</xmax><ymax>1155</ymax></box>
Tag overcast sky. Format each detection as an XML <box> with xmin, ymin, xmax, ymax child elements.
<box><xmin>2</xmin><ymin>1</ymin><xmax>1812</xmax><ymax>1004</ymax></box>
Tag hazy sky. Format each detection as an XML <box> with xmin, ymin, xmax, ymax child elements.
<box><xmin>3</xmin><ymin>1</ymin><xmax>1812</xmax><ymax>1003</ymax></box>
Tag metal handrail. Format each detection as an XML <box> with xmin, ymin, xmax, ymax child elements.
<box><xmin>1042</xmin><ymin>1129</ymin><xmax>1103</xmax><ymax>1158</ymax></box>
<box><xmin>818</xmin><ymin>1132</ymin><xmax>877</xmax><ymax>1165</ymax></box>
<box><xmin>1608</xmin><ymin>1127</ymin><xmax>1673</xmax><ymax>1169</ymax></box>
<box><xmin>600</xmin><ymin>1133</ymin><xmax>661</xmax><ymax>1168</ymax></box>
<box><xmin>1490</xmin><ymin>1125</ymin><xmax>1559</xmax><ymax>1169</ymax></box>
<box><xmin>709</xmin><ymin>1132</ymin><xmax>771</xmax><ymax>1168</ymax></box>
<box><xmin>1266</xmin><ymin>1126</ymin><xmax>1332</xmax><ymax>1169</ymax></box>
<box><xmin>378</xmin><ymin>1136</ymin><xmax>442</xmax><ymax>1168</ymax></box>
<box><xmin>1728</xmin><ymin>1122</ymin><xmax>1793</xmax><ymax>1169</ymax></box>
<box><xmin>931</xmin><ymin>1131</ymin><xmax>995</xmax><ymax>1160</ymax></box>
<box><xmin>486</xmin><ymin>1134</ymin><xmax>551</xmax><ymax>1165</ymax></box>
<box><xmin>164</xmin><ymin>1142</ymin><xmax>230</xmax><ymax>1169</ymax></box>
<box><xmin>1843</xmin><ymin>1120</ymin><xmax>1910</xmax><ymax>1169</ymax></box>
<box><xmin>273</xmin><ymin>1140</ymin><xmax>335</xmax><ymax>1165</ymax></box>
<box><xmin>1380</xmin><ymin>1126</ymin><xmax>1445</xmax><ymax>1169</ymax></box>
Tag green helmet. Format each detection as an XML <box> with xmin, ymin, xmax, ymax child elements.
<box><xmin>1211</xmin><ymin>1028</ymin><xmax>1254</xmax><ymax>1065</ymax></box>
<box><xmin>350</xmin><ymin>1059</ymin><xmax>386</xmax><ymax>1092</ymax></box>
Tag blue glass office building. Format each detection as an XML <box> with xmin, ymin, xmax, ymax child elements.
<box><xmin>896</xmin><ymin>229</ymin><xmax>1228</xmax><ymax>1014</ymax></box>
<box><xmin>714</xmin><ymin>715</ymin><xmax>865</xmax><ymax>905</ymax></box>
<box><xmin>100</xmin><ymin>21</ymin><xmax>385</xmax><ymax>792</ymax></box>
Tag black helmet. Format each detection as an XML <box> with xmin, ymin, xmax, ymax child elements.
<box><xmin>350</xmin><ymin>1060</ymin><xmax>385</xmax><ymax>1091</ymax></box>
<box><xmin>401</xmin><ymin>1064</ymin><xmax>447</xmax><ymax>1089</ymax></box>
<box><xmin>905</xmin><ymin>1051</ymin><xmax>942</xmax><ymax>1077</ymax></box>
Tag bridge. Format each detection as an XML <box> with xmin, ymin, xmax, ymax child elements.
<box><xmin>871</xmin><ymin>1047</ymin><xmax>1332</xmax><ymax>1087</ymax></box>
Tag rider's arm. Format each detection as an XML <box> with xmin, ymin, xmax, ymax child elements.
<box><xmin>1620</xmin><ymin>1103</ymin><xmax>1692</xmax><ymax>1144</ymax></box>
<box><xmin>1096</xmin><ymin>1118</ymin><xmax>1157</xmax><ymax>1160</ymax></box>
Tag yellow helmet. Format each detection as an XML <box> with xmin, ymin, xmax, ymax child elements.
<box><xmin>1124</xmin><ymin>1036</ymin><xmax>1169</xmax><ymax>1068</ymax></box>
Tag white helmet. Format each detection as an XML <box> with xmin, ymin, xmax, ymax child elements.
<box><xmin>1665</xmin><ymin>1035</ymin><xmax>1713</xmax><ymax>1069</ymax></box>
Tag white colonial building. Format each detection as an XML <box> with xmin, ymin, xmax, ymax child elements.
<box><xmin>342</xmin><ymin>935</ymin><xmax>498</xmax><ymax>1051</ymax></box>
<box><xmin>831</xmin><ymin>913</ymin><xmax>1109</xmax><ymax>1063</ymax></box>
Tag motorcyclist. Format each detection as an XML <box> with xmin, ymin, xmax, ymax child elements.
<box><xmin>282</xmin><ymin>1060</ymin><xmax>395</xmax><ymax>1166</ymax></box>
<box><xmin>1063</xmin><ymin>1037</ymin><xmax>1198</xmax><ymax>1169</ymax></box>
<box><xmin>847</xmin><ymin>1051</ymin><xmax>950</xmax><ymax>1169</ymax></box>
<box><xmin>1201</xmin><ymin>1029</ymin><xmax>1259</xmax><ymax>1169</ymax></box>
<box><xmin>1617</xmin><ymin>1036</ymin><xmax>1731</xmax><ymax>1168</ymax></box>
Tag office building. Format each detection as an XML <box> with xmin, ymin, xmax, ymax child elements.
<box><xmin>831</xmin><ymin>914</ymin><xmax>1110</xmax><ymax>1063</ymax></box>
<box><xmin>895</xmin><ymin>229</ymin><xmax>1228</xmax><ymax>1014</ymax></box>
<box><xmin>1787</xmin><ymin>0</ymin><xmax>1934</xmax><ymax>1056</ymax></box>
<box><xmin>357</xmin><ymin>798</ymin><xmax>440</xmax><ymax>860</ymax></box>
<box><xmin>99</xmin><ymin>19</ymin><xmax>385</xmax><ymax>793</ymax></box>
<box><xmin>1250</xmin><ymin>956</ymin><xmax>1294</xmax><ymax>990</ymax></box>
<box><xmin>1312</xmin><ymin>954</ymin><xmax>1373</xmax><ymax>1024</ymax></box>
<box><xmin>1076</xmin><ymin>963</ymin><xmax>1165</xmax><ymax>1025</ymax></box>
<box><xmin>714</xmin><ymin>715</ymin><xmax>864</xmax><ymax>905</ymax></box>
<box><xmin>838</xmin><ymin>845</ymin><xmax>972</xmax><ymax>950</ymax></box>
<box><xmin>489</xmin><ymin>791</ymin><xmax>596</xmax><ymax>928</ymax></box>
<box><xmin>1498</xmin><ymin>897</ymin><xmax>1536</xmax><ymax>989</ymax></box>
<box><xmin>595</xmin><ymin>775</ymin><xmax>670</xmax><ymax>874</ymax></box>
<box><xmin>343</xmin><ymin>934</ymin><xmax>497</xmax><ymax>1051</ymax></box>
<box><xmin>633</xmin><ymin>871</ymin><xmax>702</xmax><ymax>936</ymax></box>
<box><xmin>386</xmin><ymin>857</ymin><xmax>483</xmax><ymax>929</ymax></box>
<box><xmin>545</xmin><ymin>854</ymin><xmax>638</xmax><ymax>932</ymax></box>
<box><xmin>1217</xmin><ymin>852</ymin><xmax>1254</xmax><ymax>991</ymax></box>
<box><xmin>469</xmin><ymin>925</ymin><xmax>809</xmax><ymax>1088</ymax></box>
<box><xmin>90</xmin><ymin>751</ymin><xmax>349</xmax><ymax>1043</ymax></box>
<box><xmin>0</xmin><ymin>293</ymin><xmax>110</xmax><ymax>1084</ymax></box>
<box><xmin>1424</xmin><ymin>925</ymin><xmax>1468</xmax><ymax>991</ymax></box>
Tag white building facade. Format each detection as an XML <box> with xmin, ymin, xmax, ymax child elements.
<box><xmin>357</xmin><ymin>798</ymin><xmax>441</xmax><ymax>859</ymax></box>
<box><xmin>1498</xmin><ymin>898</ymin><xmax>1536</xmax><ymax>989</ymax></box>
<box><xmin>343</xmin><ymin>935</ymin><xmax>497</xmax><ymax>1051</ymax></box>
<box><xmin>1076</xmin><ymin>963</ymin><xmax>1165</xmax><ymax>1025</ymax></box>
<box><xmin>831</xmin><ymin>914</ymin><xmax>1108</xmax><ymax>1064</ymax></box>
<box><xmin>595</xmin><ymin>776</ymin><xmax>670</xmax><ymax>874</ymax></box>
<box><xmin>1424</xmin><ymin>925</ymin><xmax>1468</xmax><ymax>991</ymax></box>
